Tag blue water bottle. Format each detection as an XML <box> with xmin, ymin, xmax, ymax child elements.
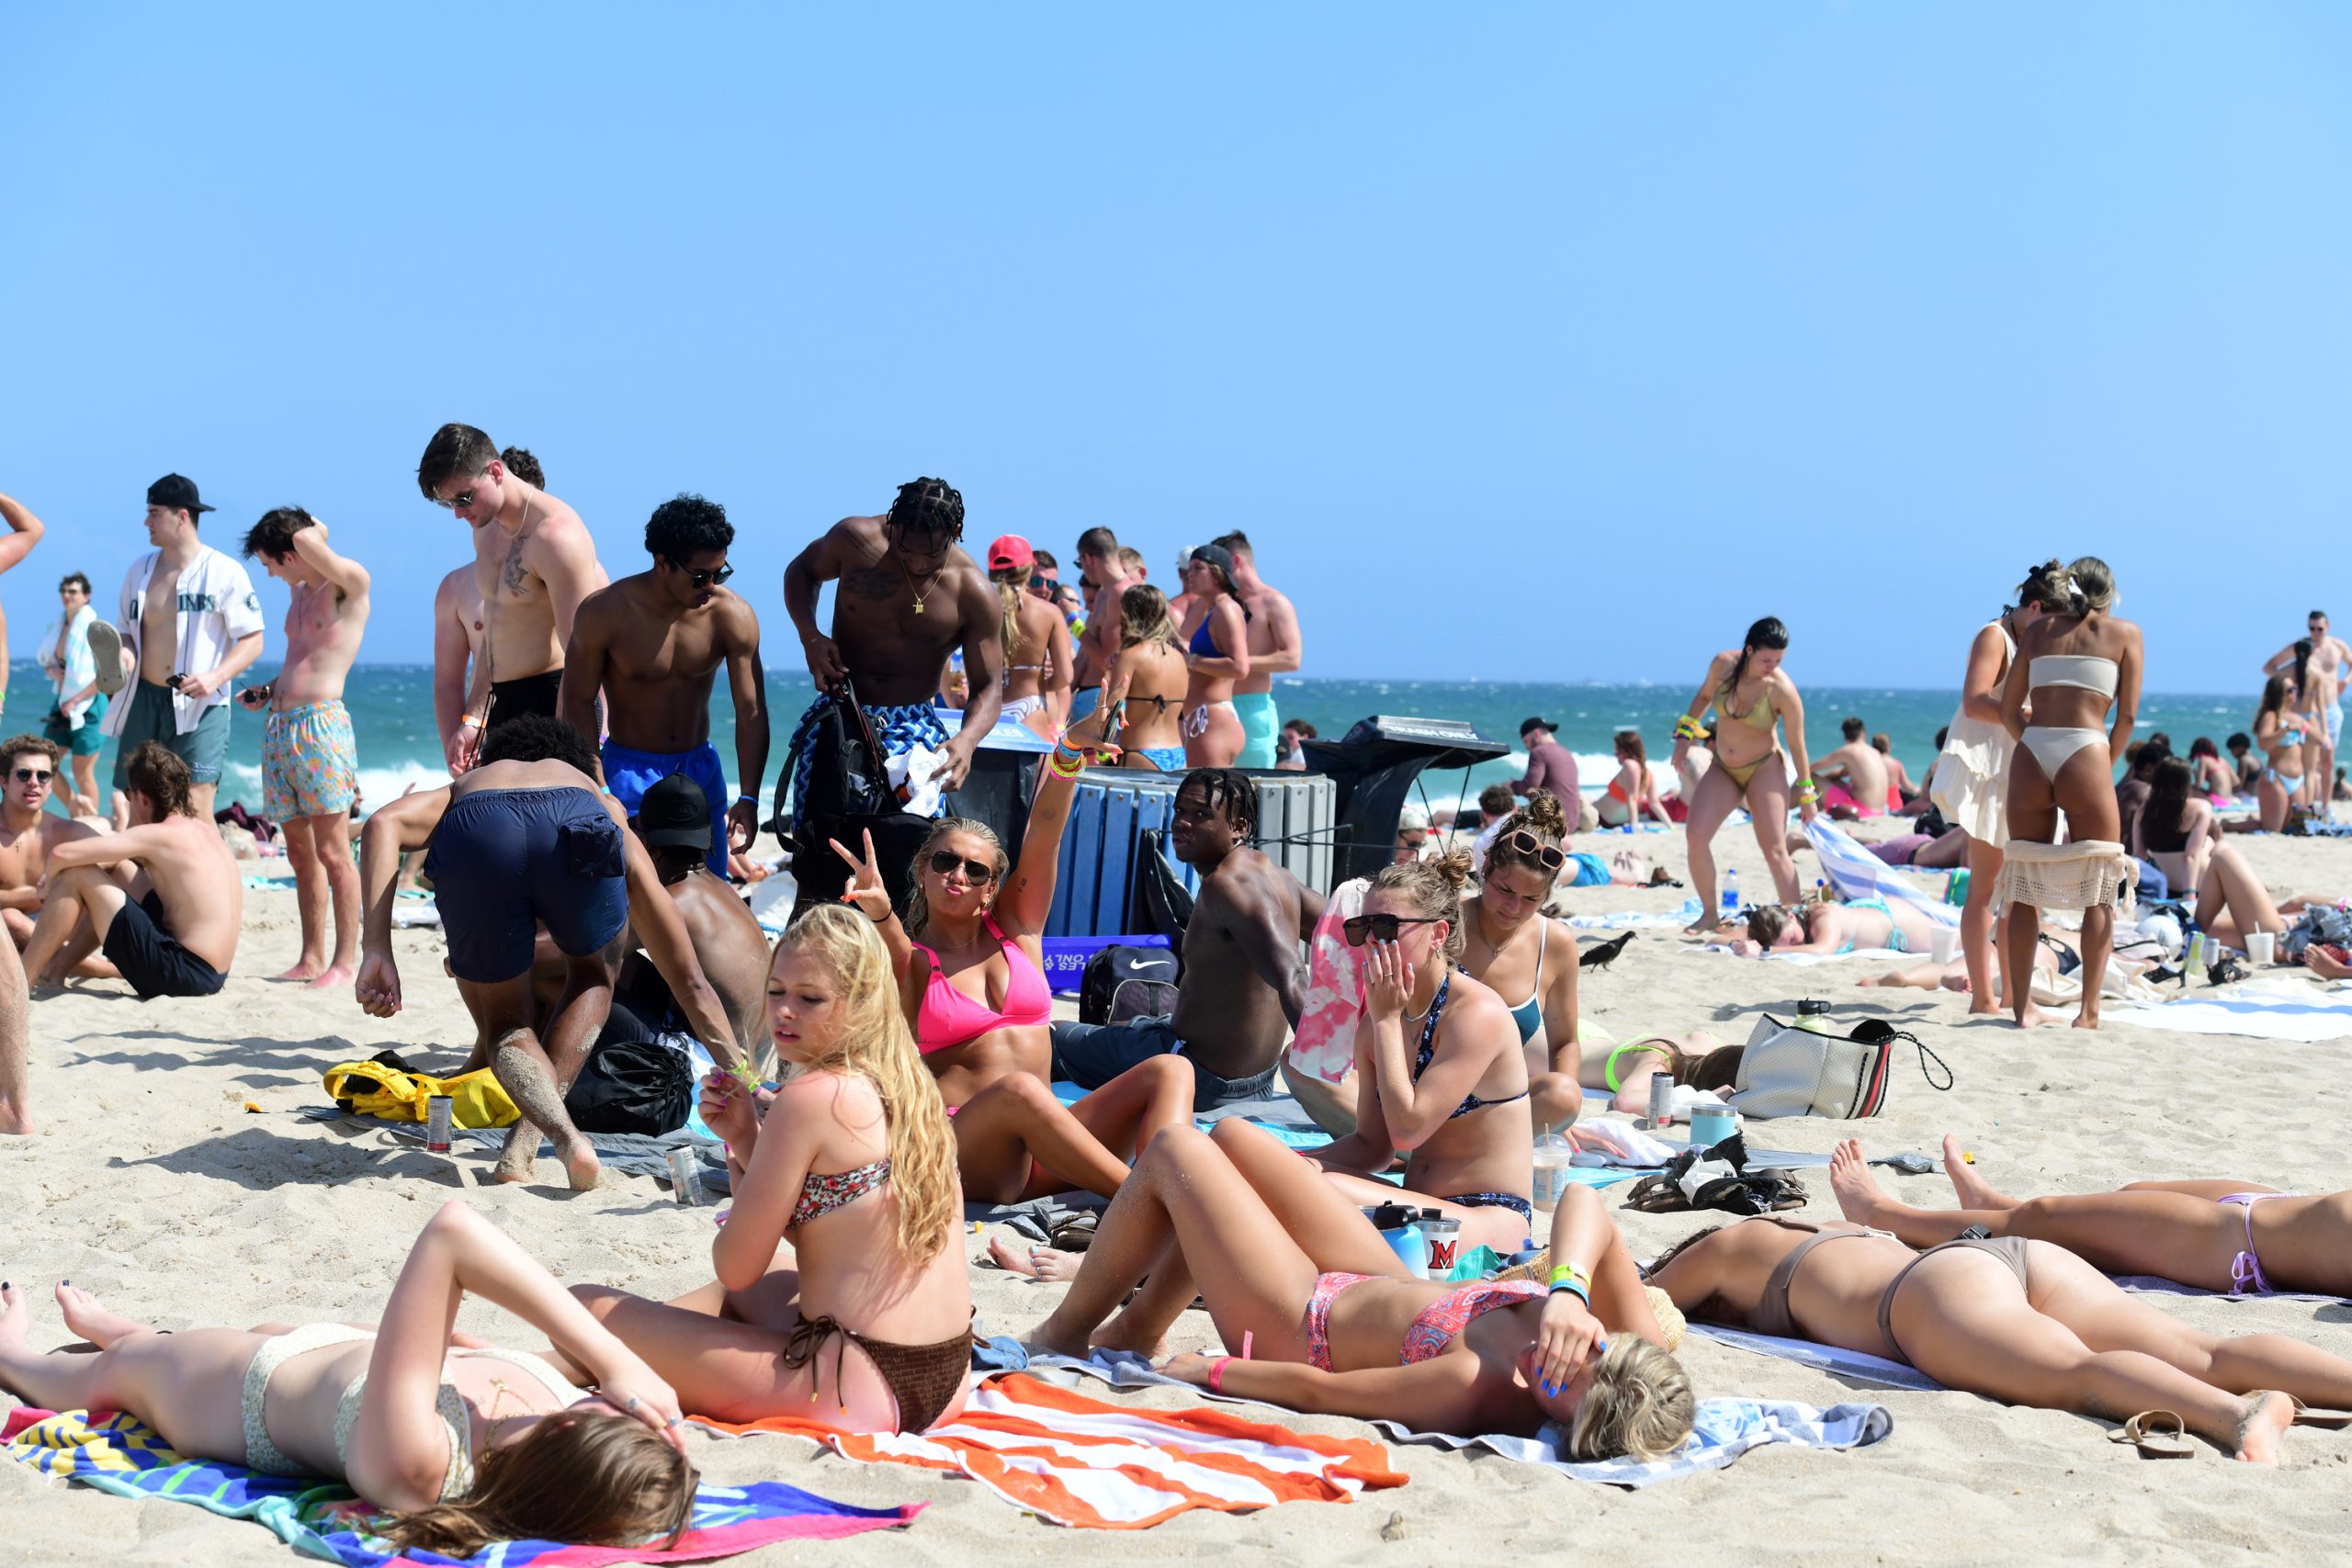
<box><xmin>1722</xmin><ymin>867</ymin><xmax>1740</xmax><ymax>916</ymax></box>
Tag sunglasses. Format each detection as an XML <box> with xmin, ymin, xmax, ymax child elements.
<box><xmin>1495</xmin><ymin>829</ymin><xmax>1566</xmax><ymax>873</ymax></box>
<box><xmin>928</xmin><ymin>850</ymin><xmax>996</xmax><ymax>882</ymax></box>
<box><xmin>13</xmin><ymin>768</ymin><xmax>51</xmax><ymax>784</ymax></box>
<box><xmin>1030</xmin><ymin>574</ymin><xmax>1056</xmax><ymax>589</ymax></box>
<box><xmin>668</xmin><ymin>558</ymin><xmax>734</xmax><ymax>589</ymax></box>
<box><xmin>431</xmin><ymin>485</ymin><xmax>480</xmax><ymax>512</ymax></box>
<box><xmin>1342</xmin><ymin>913</ymin><xmax>1443</xmax><ymax>946</ymax></box>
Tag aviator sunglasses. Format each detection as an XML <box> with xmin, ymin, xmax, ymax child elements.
<box><xmin>928</xmin><ymin>850</ymin><xmax>996</xmax><ymax>882</ymax></box>
<box><xmin>1342</xmin><ymin>913</ymin><xmax>1443</xmax><ymax>947</ymax></box>
<box><xmin>431</xmin><ymin>485</ymin><xmax>480</xmax><ymax>512</ymax></box>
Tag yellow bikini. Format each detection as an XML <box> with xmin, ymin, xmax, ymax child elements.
<box><xmin>1712</xmin><ymin>679</ymin><xmax>1780</xmax><ymax>787</ymax></box>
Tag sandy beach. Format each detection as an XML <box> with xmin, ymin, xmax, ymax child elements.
<box><xmin>6</xmin><ymin>818</ymin><xmax>2349</xmax><ymax>1567</ymax></box>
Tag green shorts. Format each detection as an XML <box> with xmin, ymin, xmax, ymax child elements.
<box><xmin>1234</xmin><ymin>691</ymin><xmax>1280</xmax><ymax>768</ymax></box>
<box><xmin>112</xmin><ymin>681</ymin><xmax>230</xmax><ymax>788</ymax></box>
<box><xmin>44</xmin><ymin>693</ymin><xmax>109</xmax><ymax>758</ymax></box>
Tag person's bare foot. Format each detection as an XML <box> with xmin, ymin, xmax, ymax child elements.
<box><xmin>987</xmin><ymin>1233</ymin><xmax>1083</xmax><ymax>1281</ymax></box>
<box><xmin>0</xmin><ymin>1280</ymin><xmax>28</xmax><ymax>1353</ymax></box>
<box><xmin>1091</xmin><ymin>1313</ymin><xmax>1170</xmax><ymax>1360</ymax></box>
<box><xmin>55</xmin><ymin>1281</ymin><xmax>148</xmax><ymax>1349</ymax></box>
<box><xmin>2008</xmin><ymin>1005</ymin><xmax>2052</xmax><ymax>1029</ymax></box>
<box><xmin>0</xmin><ymin>1100</ymin><xmax>32</xmax><ymax>1136</ymax></box>
<box><xmin>493</xmin><ymin>1145</ymin><xmax>537</xmax><ymax>1184</ymax></box>
<box><xmin>2072</xmin><ymin>1009</ymin><xmax>2101</xmax><ymax>1032</ymax></box>
<box><xmin>306</xmin><ymin>964</ymin><xmax>356</xmax><ymax>991</ymax></box>
<box><xmin>274</xmin><ymin>961</ymin><xmax>325</xmax><ymax>983</ymax></box>
<box><xmin>1939</xmin><ymin>1134</ymin><xmax>2009</xmax><ymax>1210</ymax></box>
<box><xmin>1966</xmin><ymin>995</ymin><xmax>2004</xmax><ymax>1014</ymax></box>
<box><xmin>1023</xmin><ymin>1314</ymin><xmax>1098</xmax><ymax>1361</ymax></box>
<box><xmin>1827</xmin><ymin>1139</ymin><xmax>1890</xmax><ymax>1225</ymax></box>
<box><xmin>557</xmin><ymin>1137</ymin><xmax>602</xmax><ymax>1191</ymax></box>
<box><xmin>2235</xmin><ymin>1390</ymin><xmax>2295</xmax><ymax>1464</ymax></box>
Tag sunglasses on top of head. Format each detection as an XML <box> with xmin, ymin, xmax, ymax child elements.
<box><xmin>667</xmin><ymin>558</ymin><xmax>734</xmax><ymax>589</ymax></box>
<box><xmin>928</xmin><ymin>850</ymin><xmax>995</xmax><ymax>882</ymax></box>
<box><xmin>1496</xmin><ymin>829</ymin><xmax>1566</xmax><ymax>873</ymax></box>
<box><xmin>1342</xmin><ymin>913</ymin><xmax>1443</xmax><ymax>947</ymax></box>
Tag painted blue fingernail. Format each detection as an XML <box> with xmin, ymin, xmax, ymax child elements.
<box><xmin>1598</xmin><ymin>1337</ymin><xmax>1611</xmax><ymax>1353</ymax></box>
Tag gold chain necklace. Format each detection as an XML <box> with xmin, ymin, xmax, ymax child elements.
<box><xmin>895</xmin><ymin>549</ymin><xmax>933</xmax><ymax>615</ymax></box>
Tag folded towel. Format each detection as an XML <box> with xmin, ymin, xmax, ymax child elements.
<box><xmin>1038</xmin><ymin>1352</ymin><xmax>1891</xmax><ymax>1489</ymax></box>
<box><xmin>691</xmin><ymin>1370</ymin><xmax>1405</xmax><ymax>1529</ymax></box>
<box><xmin>2</xmin><ymin>1405</ymin><xmax>919</xmax><ymax>1566</ymax></box>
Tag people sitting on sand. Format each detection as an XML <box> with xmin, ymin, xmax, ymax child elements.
<box><xmin>1812</xmin><ymin>717</ymin><xmax>1894</xmax><ymax>818</ymax></box>
<box><xmin>1027</xmin><ymin>1116</ymin><xmax>1694</xmax><ymax>1451</ymax></box>
<box><xmin>0</xmin><ymin>1201</ymin><xmax>695</xmax><ymax>1549</ymax></box>
<box><xmin>1998</xmin><ymin>558</ymin><xmax>2141</xmax><ymax>1029</ymax></box>
<box><xmin>22</xmin><ymin>742</ymin><xmax>240</xmax><ymax>997</ymax></box>
<box><xmin>1863</xmin><ymin>824</ymin><xmax>1970</xmax><ymax>870</ymax></box>
<box><xmin>1102</xmin><ymin>584</ymin><xmax>1189</xmax><ymax>773</ymax></box>
<box><xmin>2186</xmin><ymin>737</ymin><xmax>2241</xmax><ymax>800</ymax></box>
<box><xmin>1673</xmin><ymin>616</ymin><xmax>1816</xmax><ymax>929</ymax></box>
<box><xmin>2132</xmin><ymin>755</ymin><xmax>2286</xmax><ymax>948</ymax></box>
<box><xmin>1300</xmin><ymin>852</ymin><xmax>1536</xmax><ymax>1257</ymax></box>
<box><xmin>570</xmin><ymin>906</ymin><xmax>976</xmax><ymax>1435</ymax></box>
<box><xmin>984</xmin><ymin>533</ymin><xmax>1071</xmax><ymax>736</ymax></box>
<box><xmin>0</xmin><ymin>735</ymin><xmax>98</xmax><ymax>948</ymax></box>
<box><xmin>1175</xmin><ymin>544</ymin><xmax>1251</xmax><ymax>767</ymax></box>
<box><xmin>2251</xmin><ymin>674</ymin><xmax>2309</xmax><ymax>832</ymax></box>
<box><xmin>355</xmin><ymin>715</ymin><xmax>741</xmax><ymax>1190</ymax></box>
<box><xmin>1458</xmin><ymin>794</ymin><xmax>1584</xmax><ymax>1130</ymax></box>
<box><xmin>37</xmin><ymin>571</ymin><xmax>107</xmax><ymax>816</ymax></box>
<box><xmin>1732</xmin><ymin>893</ymin><xmax>1944</xmax><ymax>958</ymax></box>
<box><xmin>2225</xmin><ymin>730</ymin><xmax>2261</xmax><ymax>792</ymax></box>
<box><xmin>1052</xmin><ymin>769</ymin><xmax>1320</xmax><ymax>1109</ymax></box>
<box><xmin>1872</xmin><ymin>733</ymin><xmax>1925</xmax><ymax>811</ymax></box>
<box><xmin>1830</xmin><ymin>1134</ymin><xmax>2352</xmax><ymax>1303</ymax></box>
<box><xmin>834</xmin><ymin>695</ymin><xmax>1193</xmax><ymax>1209</ymax></box>
<box><xmin>1647</xmin><ymin>1203</ymin><xmax>2352</xmax><ymax>1463</ymax></box>
<box><xmin>1594</xmin><ymin>729</ymin><xmax>1674</xmax><ymax>829</ymax></box>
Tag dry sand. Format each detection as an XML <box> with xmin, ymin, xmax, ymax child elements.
<box><xmin>6</xmin><ymin>820</ymin><xmax>2351</xmax><ymax>1566</ymax></box>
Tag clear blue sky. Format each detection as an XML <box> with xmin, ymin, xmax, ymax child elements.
<box><xmin>5</xmin><ymin>3</ymin><xmax>2346</xmax><ymax>691</ymax></box>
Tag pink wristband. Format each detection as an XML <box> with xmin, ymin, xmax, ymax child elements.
<box><xmin>1207</xmin><ymin>1356</ymin><xmax>1234</xmax><ymax>1394</ymax></box>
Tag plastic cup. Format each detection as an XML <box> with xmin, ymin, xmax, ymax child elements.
<box><xmin>2248</xmin><ymin>931</ymin><xmax>2278</xmax><ymax>965</ymax></box>
<box><xmin>1928</xmin><ymin>925</ymin><xmax>1960</xmax><ymax>966</ymax></box>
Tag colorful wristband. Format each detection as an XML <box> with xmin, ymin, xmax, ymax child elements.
<box><xmin>1548</xmin><ymin>1263</ymin><xmax>1591</xmax><ymax>1303</ymax></box>
<box><xmin>1207</xmin><ymin>1356</ymin><xmax>1233</xmax><ymax>1394</ymax></box>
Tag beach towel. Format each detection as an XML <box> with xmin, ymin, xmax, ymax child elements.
<box><xmin>1689</xmin><ymin>1325</ymin><xmax>1944</xmax><ymax>1393</ymax></box>
<box><xmin>690</xmin><ymin>1371</ymin><xmax>1405</xmax><ymax>1529</ymax></box>
<box><xmin>1568</xmin><ymin>897</ymin><xmax>1704</xmax><ymax>931</ymax></box>
<box><xmin>1035</xmin><ymin>1353</ymin><xmax>1892</xmax><ymax>1489</ymax></box>
<box><xmin>1803</xmin><ymin>819</ymin><xmax>1959</xmax><ymax>928</ymax></box>
<box><xmin>1682</xmin><ymin>944</ymin><xmax>1911</xmax><ymax>964</ymax></box>
<box><xmin>1</xmin><ymin>1405</ymin><xmax>919</xmax><ymax>1566</ymax></box>
<box><xmin>1286</xmin><ymin>877</ymin><xmax>1369</xmax><ymax>1084</ymax></box>
<box><xmin>2106</xmin><ymin>979</ymin><xmax>2352</xmax><ymax>1043</ymax></box>
<box><xmin>295</xmin><ymin>1105</ymin><xmax>717</xmax><ymax>1182</ymax></box>
<box><xmin>2110</xmin><ymin>1276</ymin><xmax>2344</xmax><ymax>1303</ymax></box>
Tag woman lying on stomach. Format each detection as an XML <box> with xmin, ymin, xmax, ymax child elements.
<box><xmin>0</xmin><ymin>1201</ymin><xmax>693</xmax><ymax>1555</ymax></box>
<box><xmin>1031</xmin><ymin>1117</ymin><xmax>1693</xmax><ymax>1452</ymax></box>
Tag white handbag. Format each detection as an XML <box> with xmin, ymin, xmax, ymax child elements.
<box><xmin>1726</xmin><ymin>1014</ymin><xmax>1951</xmax><ymax>1120</ymax></box>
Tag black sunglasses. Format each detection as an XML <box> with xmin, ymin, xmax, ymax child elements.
<box><xmin>1494</xmin><ymin>829</ymin><xmax>1566</xmax><ymax>873</ymax></box>
<box><xmin>1342</xmin><ymin>913</ymin><xmax>1443</xmax><ymax>947</ymax></box>
<box><xmin>667</xmin><ymin>558</ymin><xmax>734</xmax><ymax>589</ymax></box>
<box><xmin>431</xmin><ymin>485</ymin><xmax>480</xmax><ymax>512</ymax></box>
<box><xmin>928</xmin><ymin>850</ymin><xmax>996</xmax><ymax>882</ymax></box>
<box><xmin>13</xmin><ymin>768</ymin><xmax>51</xmax><ymax>784</ymax></box>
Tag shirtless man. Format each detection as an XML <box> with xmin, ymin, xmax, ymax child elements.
<box><xmin>0</xmin><ymin>490</ymin><xmax>48</xmax><ymax>717</ymax></box>
<box><xmin>1068</xmin><ymin>526</ymin><xmax>1135</xmax><ymax>725</ymax></box>
<box><xmin>2267</xmin><ymin>611</ymin><xmax>2351</xmax><ymax>808</ymax></box>
<box><xmin>104</xmin><ymin>475</ymin><xmax>266</xmax><ymax>822</ymax></box>
<box><xmin>24</xmin><ymin>742</ymin><xmax>241</xmax><ymax>996</ymax></box>
<box><xmin>1208</xmin><ymin>532</ymin><xmax>1302</xmax><ymax>769</ymax></box>
<box><xmin>239</xmin><ymin>509</ymin><xmax>369</xmax><ymax>987</ymax></box>
<box><xmin>780</xmin><ymin>477</ymin><xmax>1005</xmax><ymax>910</ymax></box>
<box><xmin>356</xmin><ymin>715</ymin><xmax>740</xmax><ymax>1189</ymax></box>
<box><xmin>608</xmin><ymin>773</ymin><xmax>773</xmax><ymax>1072</ymax></box>
<box><xmin>560</xmin><ymin>494</ymin><xmax>766</xmax><ymax>877</ymax></box>
<box><xmin>1051</xmin><ymin>768</ymin><xmax>1322</xmax><ymax>1109</ymax></box>
<box><xmin>1813</xmin><ymin>716</ymin><xmax>1894</xmax><ymax>818</ymax></box>
<box><xmin>420</xmin><ymin>424</ymin><xmax>607</xmax><ymax>773</ymax></box>
<box><xmin>0</xmin><ymin>736</ymin><xmax>97</xmax><ymax>947</ymax></box>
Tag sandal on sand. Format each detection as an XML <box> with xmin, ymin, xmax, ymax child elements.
<box><xmin>85</xmin><ymin>621</ymin><xmax>126</xmax><ymax>697</ymax></box>
<box><xmin>2111</xmin><ymin>1411</ymin><xmax>2195</xmax><ymax>1459</ymax></box>
<box><xmin>2291</xmin><ymin>1399</ymin><xmax>2352</xmax><ymax>1428</ymax></box>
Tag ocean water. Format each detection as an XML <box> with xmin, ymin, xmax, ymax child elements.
<box><xmin>6</xmin><ymin>664</ymin><xmax>2260</xmax><ymax>819</ymax></box>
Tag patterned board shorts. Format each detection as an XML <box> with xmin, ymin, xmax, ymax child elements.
<box><xmin>263</xmin><ymin>699</ymin><xmax>360</xmax><ymax>821</ymax></box>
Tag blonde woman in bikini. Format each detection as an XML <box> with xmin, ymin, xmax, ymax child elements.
<box><xmin>1671</xmin><ymin>616</ymin><xmax>1815</xmax><ymax>933</ymax></box>
<box><xmin>1996</xmin><ymin>557</ymin><xmax>2141</xmax><ymax>1031</ymax></box>
<box><xmin>1103</xmin><ymin>584</ymin><xmax>1190</xmax><ymax>773</ymax></box>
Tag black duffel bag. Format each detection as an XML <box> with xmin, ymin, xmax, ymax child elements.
<box><xmin>1079</xmin><ymin>944</ymin><xmax>1182</xmax><ymax>1026</ymax></box>
<box><xmin>563</xmin><ymin>1031</ymin><xmax>693</xmax><ymax>1136</ymax></box>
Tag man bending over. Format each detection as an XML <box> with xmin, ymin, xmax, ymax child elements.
<box><xmin>24</xmin><ymin>741</ymin><xmax>241</xmax><ymax>996</ymax></box>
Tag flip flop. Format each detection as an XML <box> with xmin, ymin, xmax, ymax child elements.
<box><xmin>2111</xmin><ymin>1410</ymin><xmax>2195</xmax><ymax>1458</ymax></box>
<box><xmin>85</xmin><ymin>620</ymin><xmax>126</xmax><ymax>697</ymax></box>
<box><xmin>2290</xmin><ymin>1398</ymin><xmax>2352</xmax><ymax>1428</ymax></box>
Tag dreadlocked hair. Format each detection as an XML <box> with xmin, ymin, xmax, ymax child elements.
<box><xmin>1726</xmin><ymin>616</ymin><xmax>1789</xmax><ymax>693</ymax></box>
<box><xmin>989</xmin><ymin>566</ymin><xmax>1029</xmax><ymax>662</ymax></box>
<box><xmin>772</xmin><ymin>905</ymin><xmax>960</xmax><ymax>1264</ymax></box>
<box><xmin>379</xmin><ymin>1405</ymin><xmax>695</xmax><ymax>1557</ymax></box>
<box><xmin>887</xmin><ymin>477</ymin><xmax>964</xmax><ymax>537</ymax></box>
<box><xmin>902</xmin><ymin>818</ymin><xmax>1009</xmax><ymax>942</ymax></box>
<box><xmin>1181</xmin><ymin>768</ymin><xmax>1258</xmax><ymax>840</ymax></box>
<box><xmin>1370</xmin><ymin>847</ymin><xmax>1476</xmax><ymax>963</ymax></box>
<box><xmin>1487</xmin><ymin>790</ymin><xmax>1567</xmax><ymax>883</ymax></box>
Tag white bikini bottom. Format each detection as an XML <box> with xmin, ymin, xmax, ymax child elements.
<box><xmin>2018</xmin><ymin>726</ymin><xmax>2106</xmax><ymax>780</ymax></box>
<box><xmin>1183</xmin><ymin>700</ymin><xmax>1236</xmax><ymax>739</ymax></box>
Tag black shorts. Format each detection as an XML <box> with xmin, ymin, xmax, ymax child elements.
<box><xmin>425</xmin><ymin>787</ymin><xmax>628</xmax><ymax>983</ymax></box>
<box><xmin>102</xmin><ymin>891</ymin><xmax>226</xmax><ymax>1000</ymax></box>
<box><xmin>487</xmin><ymin>669</ymin><xmax>565</xmax><ymax>729</ymax></box>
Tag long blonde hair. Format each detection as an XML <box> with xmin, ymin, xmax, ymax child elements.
<box><xmin>1569</xmin><ymin>1338</ymin><xmax>1695</xmax><ymax>1461</ymax></box>
<box><xmin>774</xmin><ymin>905</ymin><xmax>960</xmax><ymax>1263</ymax></box>
<box><xmin>990</xmin><ymin>565</ymin><xmax>1029</xmax><ymax>663</ymax></box>
<box><xmin>1119</xmin><ymin>583</ymin><xmax>1178</xmax><ymax>649</ymax></box>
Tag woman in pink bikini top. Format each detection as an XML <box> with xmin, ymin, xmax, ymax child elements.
<box><xmin>835</xmin><ymin>690</ymin><xmax>1197</xmax><ymax>1207</ymax></box>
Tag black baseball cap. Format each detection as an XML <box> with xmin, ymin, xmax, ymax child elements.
<box><xmin>146</xmin><ymin>474</ymin><xmax>215</xmax><ymax>515</ymax></box>
<box><xmin>1521</xmin><ymin>716</ymin><xmax>1555</xmax><ymax>738</ymax></box>
<box><xmin>1190</xmin><ymin>542</ymin><xmax>1236</xmax><ymax>581</ymax></box>
<box><xmin>635</xmin><ymin>773</ymin><xmax>712</xmax><ymax>851</ymax></box>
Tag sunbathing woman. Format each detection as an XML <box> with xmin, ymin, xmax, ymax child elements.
<box><xmin>1647</xmin><ymin>1208</ymin><xmax>2351</xmax><ymax>1462</ymax></box>
<box><xmin>1574</xmin><ymin>1028</ymin><xmax>1736</xmax><ymax>1117</ymax></box>
<box><xmin>1733</xmin><ymin>894</ymin><xmax>1944</xmax><ymax>958</ymax></box>
<box><xmin>1830</xmin><ymin>1134</ymin><xmax>2352</xmax><ymax>1308</ymax></box>
<box><xmin>831</xmin><ymin>701</ymin><xmax>1193</xmax><ymax>1210</ymax></box>
<box><xmin>1104</xmin><ymin>583</ymin><xmax>1189</xmax><ymax>773</ymax></box>
<box><xmin>2252</xmin><ymin>672</ymin><xmax>2310</xmax><ymax>832</ymax></box>
<box><xmin>1594</xmin><ymin>729</ymin><xmax>1675</xmax><ymax>829</ymax></box>
<box><xmin>1458</xmin><ymin>792</ymin><xmax>1582</xmax><ymax>1130</ymax></box>
<box><xmin>573</xmin><ymin>906</ymin><xmax>974</xmax><ymax>1434</ymax></box>
<box><xmin>1997</xmin><ymin>557</ymin><xmax>2142</xmax><ymax>1030</ymax></box>
<box><xmin>1672</xmin><ymin>615</ymin><xmax>1815</xmax><ymax>931</ymax></box>
<box><xmin>1176</xmin><ymin>543</ymin><xmax>1251</xmax><ymax>768</ymax></box>
<box><xmin>2132</xmin><ymin>755</ymin><xmax>2286</xmax><ymax>949</ymax></box>
<box><xmin>1031</xmin><ymin>1116</ymin><xmax>1694</xmax><ymax>1452</ymax></box>
<box><xmin>0</xmin><ymin>1201</ymin><xmax>693</xmax><ymax>1553</ymax></box>
<box><xmin>1304</xmin><ymin>852</ymin><xmax>1538</xmax><ymax>1257</ymax></box>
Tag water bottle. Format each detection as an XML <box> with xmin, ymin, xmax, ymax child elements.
<box><xmin>2186</xmin><ymin>930</ymin><xmax>2207</xmax><ymax>983</ymax></box>
<box><xmin>1532</xmin><ymin>1126</ymin><xmax>1575</xmax><ymax>1214</ymax></box>
<box><xmin>1722</xmin><ymin>867</ymin><xmax>1740</xmax><ymax>916</ymax></box>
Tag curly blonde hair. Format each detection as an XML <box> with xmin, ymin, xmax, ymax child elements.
<box><xmin>773</xmin><ymin>905</ymin><xmax>960</xmax><ymax>1263</ymax></box>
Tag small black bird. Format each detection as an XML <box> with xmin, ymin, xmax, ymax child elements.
<box><xmin>1579</xmin><ymin>931</ymin><xmax>1636</xmax><ymax>971</ymax></box>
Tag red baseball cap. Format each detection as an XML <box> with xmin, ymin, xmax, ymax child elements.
<box><xmin>988</xmin><ymin>535</ymin><xmax>1035</xmax><ymax>573</ymax></box>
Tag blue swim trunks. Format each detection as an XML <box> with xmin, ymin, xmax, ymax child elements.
<box><xmin>425</xmin><ymin>787</ymin><xmax>630</xmax><ymax>984</ymax></box>
<box><xmin>603</xmin><ymin>738</ymin><xmax>731</xmax><ymax>877</ymax></box>
<box><xmin>1234</xmin><ymin>692</ymin><xmax>1279</xmax><ymax>769</ymax></box>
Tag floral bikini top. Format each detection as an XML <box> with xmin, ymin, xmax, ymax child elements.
<box><xmin>790</xmin><ymin>1158</ymin><xmax>891</xmax><ymax>1229</ymax></box>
